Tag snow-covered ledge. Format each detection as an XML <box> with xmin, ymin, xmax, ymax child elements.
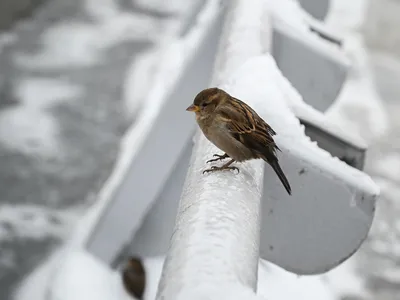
<box><xmin>157</xmin><ymin>0</ymin><xmax>378</xmax><ymax>298</ymax></box>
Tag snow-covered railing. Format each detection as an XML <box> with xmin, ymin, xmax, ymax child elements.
<box><xmin>156</xmin><ymin>1</ymin><xmax>267</xmax><ymax>297</ymax></box>
<box><xmin>14</xmin><ymin>0</ymin><xmax>379</xmax><ymax>299</ymax></box>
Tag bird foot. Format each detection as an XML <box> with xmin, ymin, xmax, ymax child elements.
<box><xmin>202</xmin><ymin>165</ymin><xmax>239</xmax><ymax>174</ymax></box>
<box><xmin>206</xmin><ymin>153</ymin><xmax>229</xmax><ymax>163</ymax></box>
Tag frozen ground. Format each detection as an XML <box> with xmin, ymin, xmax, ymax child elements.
<box><xmin>1</xmin><ymin>0</ymin><xmax>400</xmax><ymax>299</ymax></box>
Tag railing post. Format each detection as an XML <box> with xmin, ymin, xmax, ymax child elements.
<box><xmin>156</xmin><ymin>0</ymin><xmax>269</xmax><ymax>299</ymax></box>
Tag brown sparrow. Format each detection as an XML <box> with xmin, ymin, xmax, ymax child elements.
<box><xmin>186</xmin><ymin>87</ymin><xmax>291</xmax><ymax>195</ymax></box>
<box><xmin>121</xmin><ymin>257</ymin><xmax>146</xmax><ymax>299</ymax></box>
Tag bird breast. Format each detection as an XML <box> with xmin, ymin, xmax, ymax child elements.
<box><xmin>197</xmin><ymin>117</ymin><xmax>253</xmax><ymax>162</ymax></box>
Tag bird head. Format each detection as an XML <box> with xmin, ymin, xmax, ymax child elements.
<box><xmin>186</xmin><ymin>87</ymin><xmax>226</xmax><ymax>117</ymax></box>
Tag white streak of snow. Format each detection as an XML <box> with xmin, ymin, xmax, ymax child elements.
<box><xmin>14</xmin><ymin>15</ymin><xmax>159</xmax><ymax>70</ymax></box>
<box><xmin>0</xmin><ymin>78</ymin><xmax>82</xmax><ymax>156</ymax></box>
<box><xmin>0</xmin><ymin>204</ymin><xmax>80</xmax><ymax>241</ymax></box>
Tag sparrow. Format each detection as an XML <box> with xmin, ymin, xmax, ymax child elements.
<box><xmin>186</xmin><ymin>87</ymin><xmax>291</xmax><ymax>195</ymax></box>
<box><xmin>121</xmin><ymin>257</ymin><xmax>146</xmax><ymax>299</ymax></box>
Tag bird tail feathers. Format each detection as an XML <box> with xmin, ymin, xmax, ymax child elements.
<box><xmin>269</xmin><ymin>160</ymin><xmax>291</xmax><ymax>195</ymax></box>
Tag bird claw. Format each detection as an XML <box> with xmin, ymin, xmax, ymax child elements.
<box><xmin>202</xmin><ymin>166</ymin><xmax>239</xmax><ymax>174</ymax></box>
<box><xmin>206</xmin><ymin>153</ymin><xmax>229</xmax><ymax>164</ymax></box>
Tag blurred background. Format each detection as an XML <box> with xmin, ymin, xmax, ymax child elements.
<box><xmin>0</xmin><ymin>0</ymin><xmax>399</xmax><ymax>299</ymax></box>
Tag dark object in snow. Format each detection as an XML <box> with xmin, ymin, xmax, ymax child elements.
<box><xmin>122</xmin><ymin>257</ymin><xmax>146</xmax><ymax>299</ymax></box>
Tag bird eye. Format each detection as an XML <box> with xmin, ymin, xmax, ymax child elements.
<box><xmin>201</xmin><ymin>103</ymin><xmax>208</xmax><ymax>107</ymax></box>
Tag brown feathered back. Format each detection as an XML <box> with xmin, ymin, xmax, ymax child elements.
<box><xmin>215</xmin><ymin>94</ymin><xmax>291</xmax><ymax>195</ymax></box>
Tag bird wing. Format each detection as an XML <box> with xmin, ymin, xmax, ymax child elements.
<box><xmin>217</xmin><ymin>97</ymin><xmax>279</xmax><ymax>154</ymax></box>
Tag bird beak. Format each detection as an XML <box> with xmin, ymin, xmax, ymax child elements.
<box><xmin>186</xmin><ymin>104</ymin><xmax>200</xmax><ymax>112</ymax></box>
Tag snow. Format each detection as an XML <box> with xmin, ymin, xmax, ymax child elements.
<box><xmin>134</xmin><ymin>0</ymin><xmax>200</xmax><ymax>16</ymax></box>
<box><xmin>41</xmin><ymin>255</ymin><xmax>336</xmax><ymax>300</ymax></box>
<box><xmin>323</xmin><ymin>258</ymin><xmax>368</xmax><ymax>299</ymax></box>
<box><xmin>265</xmin><ymin>0</ymin><xmax>308</xmax><ymax>32</ymax></box>
<box><xmin>227</xmin><ymin>54</ymin><xmax>378</xmax><ymax>195</ymax></box>
<box><xmin>267</xmin><ymin>0</ymin><xmax>388</xmax><ymax>145</ymax></box>
<box><xmin>123</xmin><ymin>48</ymin><xmax>160</xmax><ymax>119</ymax></box>
<box><xmin>321</xmin><ymin>0</ymin><xmax>389</xmax><ymax>298</ymax></box>
<box><xmin>13</xmin><ymin>251</ymin><xmax>62</xmax><ymax>300</ymax></box>
<box><xmin>83</xmin><ymin>0</ymin><xmax>122</xmax><ymax>20</ymax></box>
<box><xmin>123</xmin><ymin>0</ymin><xmax>219</xmax><ymax>125</ymax></box>
<box><xmin>51</xmin><ymin>251</ymin><xmax>131</xmax><ymax>300</ymax></box>
<box><xmin>324</xmin><ymin>0</ymin><xmax>388</xmax><ymax>143</ymax></box>
<box><xmin>258</xmin><ymin>261</ymin><xmax>336</xmax><ymax>300</ymax></box>
<box><xmin>0</xmin><ymin>78</ymin><xmax>82</xmax><ymax>157</ymax></box>
<box><xmin>14</xmin><ymin>78</ymin><xmax>82</xmax><ymax>109</ymax></box>
<box><xmin>0</xmin><ymin>32</ymin><xmax>17</xmax><ymax>53</ymax></box>
<box><xmin>13</xmin><ymin>14</ymin><xmax>159</xmax><ymax>70</ymax></box>
<box><xmin>373</xmin><ymin>153</ymin><xmax>400</xmax><ymax>180</ymax></box>
<box><xmin>142</xmin><ymin>256</ymin><xmax>164</xmax><ymax>300</ymax></box>
<box><xmin>146</xmin><ymin>257</ymin><xmax>341</xmax><ymax>300</ymax></box>
<box><xmin>272</xmin><ymin>54</ymin><xmax>367</xmax><ymax>148</ymax></box>
<box><xmin>267</xmin><ymin>0</ymin><xmax>347</xmax><ymax>64</ymax></box>
<box><xmin>0</xmin><ymin>204</ymin><xmax>79</xmax><ymax>241</ymax></box>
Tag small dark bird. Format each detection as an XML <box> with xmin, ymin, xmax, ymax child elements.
<box><xmin>186</xmin><ymin>87</ymin><xmax>291</xmax><ymax>195</ymax></box>
<box><xmin>121</xmin><ymin>257</ymin><xmax>146</xmax><ymax>299</ymax></box>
